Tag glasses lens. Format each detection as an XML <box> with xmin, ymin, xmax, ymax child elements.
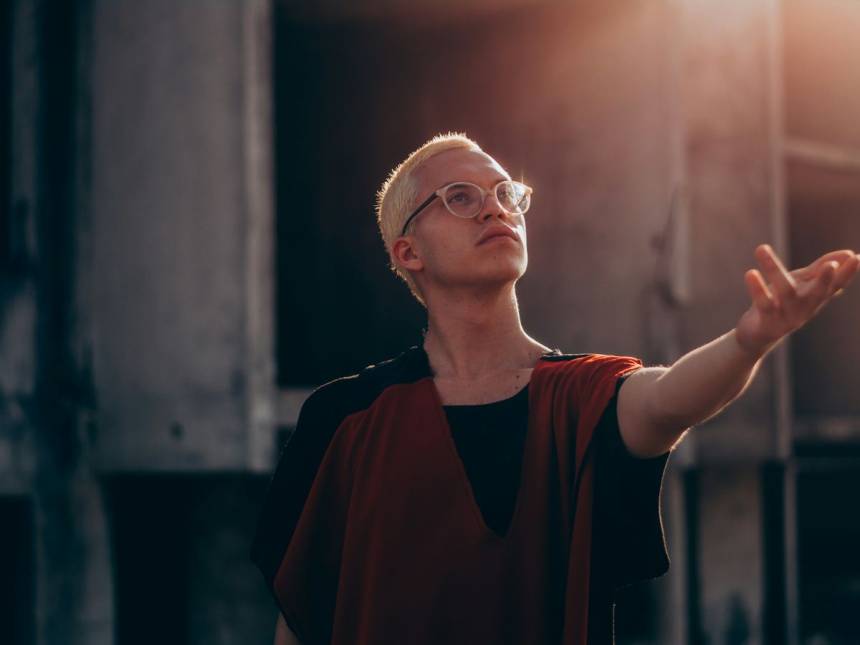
<box><xmin>497</xmin><ymin>181</ymin><xmax>530</xmax><ymax>214</ymax></box>
<box><xmin>443</xmin><ymin>183</ymin><xmax>484</xmax><ymax>218</ymax></box>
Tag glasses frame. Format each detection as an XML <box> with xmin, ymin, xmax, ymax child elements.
<box><xmin>399</xmin><ymin>179</ymin><xmax>533</xmax><ymax>237</ymax></box>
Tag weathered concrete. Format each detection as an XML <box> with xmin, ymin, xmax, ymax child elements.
<box><xmin>2</xmin><ymin>2</ymin><xmax>117</xmax><ymax>644</ymax></box>
<box><xmin>783</xmin><ymin>0</ymin><xmax>860</xmax><ymax>150</ymax></box>
<box><xmin>0</xmin><ymin>0</ymin><xmax>39</xmax><ymax>497</ymax></box>
<box><xmin>674</xmin><ymin>0</ymin><xmax>787</xmax><ymax>463</ymax></box>
<box><xmin>87</xmin><ymin>0</ymin><xmax>275</xmax><ymax>471</ymax></box>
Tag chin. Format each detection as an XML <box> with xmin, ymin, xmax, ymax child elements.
<box><xmin>482</xmin><ymin>264</ymin><xmax>527</xmax><ymax>286</ymax></box>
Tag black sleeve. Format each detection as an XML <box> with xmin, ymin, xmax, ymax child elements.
<box><xmin>249</xmin><ymin>386</ymin><xmax>337</xmax><ymax>589</ymax></box>
<box><xmin>591</xmin><ymin>373</ymin><xmax>672</xmax><ymax>591</ymax></box>
<box><xmin>249</xmin><ymin>370</ymin><xmax>383</xmax><ymax>586</ymax></box>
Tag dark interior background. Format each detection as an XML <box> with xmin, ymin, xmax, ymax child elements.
<box><xmin>273</xmin><ymin>2</ymin><xmax>609</xmax><ymax>387</ymax></box>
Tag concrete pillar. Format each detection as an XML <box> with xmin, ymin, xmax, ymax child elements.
<box><xmin>87</xmin><ymin>0</ymin><xmax>275</xmax><ymax>472</ymax></box>
<box><xmin>17</xmin><ymin>1</ymin><xmax>115</xmax><ymax>643</ymax></box>
<box><xmin>675</xmin><ymin>0</ymin><xmax>787</xmax><ymax>640</ymax></box>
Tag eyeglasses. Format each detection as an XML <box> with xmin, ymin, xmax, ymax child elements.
<box><xmin>400</xmin><ymin>180</ymin><xmax>533</xmax><ymax>237</ymax></box>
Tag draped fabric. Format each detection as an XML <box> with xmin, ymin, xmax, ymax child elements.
<box><xmin>250</xmin><ymin>345</ymin><xmax>671</xmax><ymax>644</ymax></box>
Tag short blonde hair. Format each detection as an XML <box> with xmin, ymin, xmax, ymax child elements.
<box><xmin>375</xmin><ymin>132</ymin><xmax>483</xmax><ymax>307</ymax></box>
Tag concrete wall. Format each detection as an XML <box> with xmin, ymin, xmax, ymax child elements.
<box><xmin>87</xmin><ymin>0</ymin><xmax>275</xmax><ymax>471</ymax></box>
<box><xmin>783</xmin><ymin>0</ymin><xmax>860</xmax><ymax>424</ymax></box>
<box><xmin>676</xmin><ymin>0</ymin><xmax>787</xmax><ymax>463</ymax></box>
<box><xmin>0</xmin><ymin>0</ymin><xmax>39</xmax><ymax>497</ymax></box>
<box><xmin>674</xmin><ymin>1</ymin><xmax>786</xmax><ymax>641</ymax></box>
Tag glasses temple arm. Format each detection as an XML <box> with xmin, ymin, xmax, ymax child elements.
<box><xmin>400</xmin><ymin>192</ymin><xmax>438</xmax><ymax>237</ymax></box>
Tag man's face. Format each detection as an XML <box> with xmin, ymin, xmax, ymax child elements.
<box><xmin>396</xmin><ymin>147</ymin><xmax>529</xmax><ymax>299</ymax></box>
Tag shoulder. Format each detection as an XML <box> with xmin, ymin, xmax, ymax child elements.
<box><xmin>297</xmin><ymin>344</ymin><xmax>426</xmax><ymax>425</ymax></box>
<box><xmin>250</xmin><ymin>344</ymin><xmax>427</xmax><ymax>582</ymax></box>
<box><xmin>538</xmin><ymin>350</ymin><xmax>645</xmax><ymax>386</ymax></box>
<box><xmin>535</xmin><ymin>352</ymin><xmax>646</xmax><ymax>446</ymax></box>
<box><xmin>538</xmin><ymin>350</ymin><xmax>592</xmax><ymax>362</ymax></box>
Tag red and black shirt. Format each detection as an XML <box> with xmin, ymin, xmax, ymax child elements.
<box><xmin>250</xmin><ymin>344</ymin><xmax>672</xmax><ymax>644</ymax></box>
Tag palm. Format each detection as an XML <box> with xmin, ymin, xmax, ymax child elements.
<box><xmin>735</xmin><ymin>244</ymin><xmax>860</xmax><ymax>355</ymax></box>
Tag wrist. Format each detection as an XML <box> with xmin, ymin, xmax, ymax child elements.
<box><xmin>731</xmin><ymin>327</ymin><xmax>777</xmax><ymax>361</ymax></box>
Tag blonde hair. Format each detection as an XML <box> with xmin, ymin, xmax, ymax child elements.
<box><xmin>375</xmin><ymin>132</ymin><xmax>483</xmax><ymax>307</ymax></box>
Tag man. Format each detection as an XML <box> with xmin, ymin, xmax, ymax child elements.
<box><xmin>251</xmin><ymin>133</ymin><xmax>859</xmax><ymax>644</ymax></box>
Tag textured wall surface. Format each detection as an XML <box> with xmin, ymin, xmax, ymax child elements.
<box><xmin>89</xmin><ymin>0</ymin><xmax>273</xmax><ymax>470</ymax></box>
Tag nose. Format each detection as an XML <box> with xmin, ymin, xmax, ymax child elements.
<box><xmin>477</xmin><ymin>189</ymin><xmax>510</xmax><ymax>224</ymax></box>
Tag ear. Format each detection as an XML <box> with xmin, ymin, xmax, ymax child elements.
<box><xmin>391</xmin><ymin>236</ymin><xmax>424</xmax><ymax>272</ymax></box>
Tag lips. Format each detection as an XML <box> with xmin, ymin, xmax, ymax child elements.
<box><xmin>477</xmin><ymin>226</ymin><xmax>520</xmax><ymax>245</ymax></box>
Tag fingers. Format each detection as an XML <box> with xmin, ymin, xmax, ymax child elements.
<box><xmin>799</xmin><ymin>251</ymin><xmax>859</xmax><ymax>300</ymax></box>
<box><xmin>831</xmin><ymin>253</ymin><xmax>860</xmax><ymax>292</ymax></box>
<box><xmin>755</xmin><ymin>244</ymin><xmax>796</xmax><ymax>302</ymax></box>
<box><xmin>794</xmin><ymin>249</ymin><xmax>856</xmax><ymax>280</ymax></box>
<box><xmin>809</xmin><ymin>261</ymin><xmax>838</xmax><ymax>301</ymax></box>
<box><xmin>751</xmin><ymin>244</ymin><xmax>860</xmax><ymax>314</ymax></box>
<box><xmin>744</xmin><ymin>268</ymin><xmax>777</xmax><ymax>313</ymax></box>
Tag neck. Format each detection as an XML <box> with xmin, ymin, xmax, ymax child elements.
<box><xmin>421</xmin><ymin>284</ymin><xmax>552</xmax><ymax>380</ymax></box>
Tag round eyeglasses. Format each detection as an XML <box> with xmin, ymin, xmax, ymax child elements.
<box><xmin>400</xmin><ymin>180</ymin><xmax>533</xmax><ymax>237</ymax></box>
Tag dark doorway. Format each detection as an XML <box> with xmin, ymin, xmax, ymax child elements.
<box><xmin>0</xmin><ymin>496</ymin><xmax>35</xmax><ymax>645</ymax></box>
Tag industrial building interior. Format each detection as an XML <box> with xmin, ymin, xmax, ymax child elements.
<box><xmin>1</xmin><ymin>1</ymin><xmax>859</xmax><ymax>643</ymax></box>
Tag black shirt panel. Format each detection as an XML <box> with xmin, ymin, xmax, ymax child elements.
<box><xmin>249</xmin><ymin>345</ymin><xmax>431</xmax><ymax>586</ymax></box>
<box><xmin>589</xmin><ymin>373</ymin><xmax>673</xmax><ymax>644</ymax></box>
<box><xmin>441</xmin><ymin>383</ymin><xmax>530</xmax><ymax>539</ymax></box>
<box><xmin>592</xmin><ymin>374</ymin><xmax>672</xmax><ymax>592</ymax></box>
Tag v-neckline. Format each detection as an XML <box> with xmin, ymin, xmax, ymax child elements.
<box><xmin>422</xmin><ymin>349</ymin><xmax>560</xmax><ymax>544</ymax></box>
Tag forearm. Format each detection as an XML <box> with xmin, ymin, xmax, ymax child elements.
<box><xmin>652</xmin><ymin>327</ymin><xmax>776</xmax><ymax>429</ymax></box>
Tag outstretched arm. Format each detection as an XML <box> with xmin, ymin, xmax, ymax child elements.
<box><xmin>617</xmin><ymin>244</ymin><xmax>860</xmax><ymax>459</ymax></box>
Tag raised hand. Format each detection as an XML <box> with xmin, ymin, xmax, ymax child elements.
<box><xmin>735</xmin><ymin>244</ymin><xmax>860</xmax><ymax>356</ymax></box>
